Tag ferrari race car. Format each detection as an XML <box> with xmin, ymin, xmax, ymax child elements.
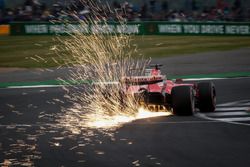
<box><xmin>121</xmin><ymin>64</ymin><xmax>216</xmax><ymax>116</ymax></box>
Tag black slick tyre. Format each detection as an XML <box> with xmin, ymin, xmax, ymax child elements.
<box><xmin>197</xmin><ymin>82</ymin><xmax>216</xmax><ymax>112</ymax></box>
<box><xmin>171</xmin><ymin>86</ymin><xmax>195</xmax><ymax>116</ymax></box>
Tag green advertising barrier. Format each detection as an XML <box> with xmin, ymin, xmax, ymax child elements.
<box><xmin>10</xmin><ymin>21</ymin><xmax>250</xmax><ymax>36</ymax></box>
<box><xmin>10</xmin><ymin>22</ymin><xmax>143</xmax><ymax>35</ymax></box>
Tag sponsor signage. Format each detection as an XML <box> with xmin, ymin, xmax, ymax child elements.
<box><xmin>10</xmin><ymin>22</ymin><xmax>250</xmax><ymax>36</ymax></box>
<box><xmin>11</xmin><ymin>22</ymin><xmax>141</xmax><ymax>35</ymax></box>
<box><xmin>158</xmin><ymin>23</ymin><xmax>250</xmax><ymax>35</ymax></box>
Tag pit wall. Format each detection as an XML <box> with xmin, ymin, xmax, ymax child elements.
<box><xmin>8</xmin><ymin>22</ymin><xmax>250</xmax><ymax>36</ymax></box>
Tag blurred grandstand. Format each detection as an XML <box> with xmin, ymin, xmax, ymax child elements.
<box><xmin>0</xmin><ymin>0</ymin><xmax>250</xmax><ymax>23</ymax></box>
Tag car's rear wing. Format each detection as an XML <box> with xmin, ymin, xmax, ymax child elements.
<box><xmin>122</xmin><ymin>75</ymin><xmax>166</xmax><ymax>85</ymax></box>
<box><xmin>150</xmin><ymin>64</ymin><xmax>163</xmax><ymax>70</ymax></box>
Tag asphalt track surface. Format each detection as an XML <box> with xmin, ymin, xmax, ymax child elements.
<box><xmin>1</xmin><ymin>49</ymin><xmax>250</xmax><ymax>167</ymax></box>
<box><xmin>0</xmin><ymin>78</ymin><xmax>250</xmax><ymax>167</ymax></box>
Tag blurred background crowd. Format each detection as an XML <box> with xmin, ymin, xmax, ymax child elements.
<box><xmin>0</xmin><ymin>0</ymin><xmax>249</xmax><ymax>23</ymax></box>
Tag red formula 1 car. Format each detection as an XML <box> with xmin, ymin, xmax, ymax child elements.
<box><xmin>122</xmin><ymin>64</ymin><xmax>216</xmax><ymax>115</ymax></box>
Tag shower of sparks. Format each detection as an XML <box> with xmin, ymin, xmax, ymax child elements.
<box><xmin>52</xmin><ymin>0</ymin><xmax>170</xmax><ymax>134</ymax></box>
<box><xmin>0</xmin><ymin>1</ymin><xmax>172</xmax><ymax>166</ymax></box>
<box><xmin>88</xmin><ymin>107</ymin><xmax>172</xmax><ymax>129</ymax></box>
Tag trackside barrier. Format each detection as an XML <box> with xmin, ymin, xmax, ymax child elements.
<box><xmin>10</xmin><ymin>22</ymin><xmax>250</xmax><ymax>36</ymax></box>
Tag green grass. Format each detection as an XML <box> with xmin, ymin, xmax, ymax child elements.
<box><xmin>134</xmin><ymin>36</ymin><xmax>250</xmax><ymax>57</ymax></box>
<box><xmin>0</xmin><ymin>36</ymin><xmax>57</xmax><ymax>68</ymax></box>
<box><xmin>0</xmin><ymin>35</ymin><xmax>250</xmax><ymax>68</ymax></box>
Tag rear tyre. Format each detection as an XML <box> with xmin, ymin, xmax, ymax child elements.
<box><xmin>197</xmin><ymin>82</ymin><xmax>216</xmax><ymax>112</ymax></box>
<box><xmin>172</xmin><ymin>86</ymin><xmax>195</xmax><ymax>116</ymax></box>
<box><xmin>138</xmin><ymin>88</ymin><xmax>149</xmax><ymax>105</ymax></box>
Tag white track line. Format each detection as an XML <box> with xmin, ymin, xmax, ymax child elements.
<box><xmin>217</xmin><ymin>100</ymin><xmax>250</xmax><ymax>107</ymax></box>
<box><xmin>7</xmin><ymin>85</ymin><xmax>63</xmax><ymax>89</ymax></box>
<box><xmin>183</xmin><ymin>78</ymin><xmax>223</xmax><ymax>81</ymax></box>
<box><xmin>196</xmin><ymin>113</ymin><xmax>250</xmax><ymax>126</ymax></box>
<box><xmin>215</xmin><ymin>117</ymin><xmax>250</xmax><ymax>122</ymax></box>
<box><xmin>197</xmin><ymin>98</ymin><xmax>250</xmax><ymax>127</ymax></box>
<box><xmin>183</xmin><ymin>76</ymin><xmax>250</xmax><ymax>81</ymax></box>
<box><xmin>206</xmin><ymin>111</ymin><xmax>249</xmax><ymax>117</ymax></box>
<box><xmin>1</xmin><ymin>76</ymin><xmax>250</xmax><ymax>89</ymax></box>
<box><xmin>243</xmin><ymin>102</ymin><xmax>250</xmax><ymax>105</ymax></box>
<box><xmin>216</xmin><ymin>107</ymin><xmax>250</xmax><ymax>111</ymax></box>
